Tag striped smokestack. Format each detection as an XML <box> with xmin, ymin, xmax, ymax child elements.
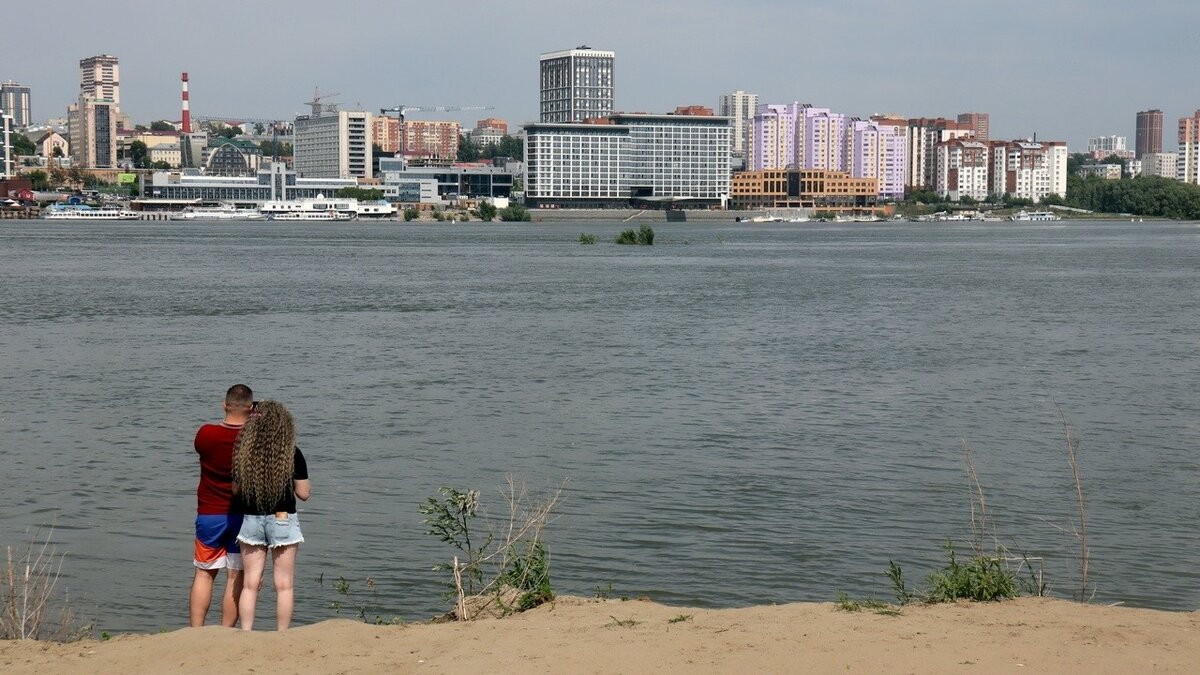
<box><xmin>181</xmin><ymin>72</ymin><xmax>191</xmax><ymax>133</ymax></box>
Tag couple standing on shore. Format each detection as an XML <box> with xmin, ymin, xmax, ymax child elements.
<box><xmin>189</xmin><ymin>384</ymin><xmax>311</xmax><ymax>631</ymax></box>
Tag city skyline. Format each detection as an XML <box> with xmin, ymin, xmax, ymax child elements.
<box><xmin>0</xmin><ymin>0</ymin><xmax>1194</xmax><ymax>149</ymax></box>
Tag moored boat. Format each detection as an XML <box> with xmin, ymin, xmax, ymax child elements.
<box><xmin>171</xmin><ymin>203</ymin><xmax>266</xmax><ymax>221</ymax></box>
<box><xmin>43</xmin><ymin>204</ymin><xmax>140</xmax><ymax>220</ymax></box>
<box><xmin>1010</xmin><ymin>210</ymin><xmax>1061</xmax><ymax>221</ymax></box>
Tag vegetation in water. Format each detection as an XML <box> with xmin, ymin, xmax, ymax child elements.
<box><xmin>615</xmin><ymin>224</ymin><xmax>654</xmax><ymax>245</ymax></box>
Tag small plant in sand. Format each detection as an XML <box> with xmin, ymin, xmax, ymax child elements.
<box><xmin>421</xmin><ymin>476</ymin><xmax>565</xmax><ymax>620</ymax></box>
<box><xmin>847</xmin><ymin>413</ymin><xmax>1092</xmax><ymax>610</ymax></box>
<box><xmin>2</xmin><ymin>531</ymin><xmax>89</xmax><ymax>641</ymax></box>
<box><xmin>319</xmin><ymin>574</ymin><xmax>401</xmax><ymax>624</ymax></box>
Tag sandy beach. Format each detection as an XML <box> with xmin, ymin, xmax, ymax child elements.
<box><xmin>2</xmin><ymin>597</ymin><xmax>1196</xmax><ymax>674</ymax></box>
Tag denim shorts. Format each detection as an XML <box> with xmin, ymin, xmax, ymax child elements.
<box><xmin>237</xmin><ymin>513</ymin><xmax>304</xmax><ymax>549</ymax></box>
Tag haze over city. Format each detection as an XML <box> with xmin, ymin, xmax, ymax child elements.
<box><xmin>1</xmin><ymin>0</ymin><xmax>1194</xmax><ymax>147</ymax></box>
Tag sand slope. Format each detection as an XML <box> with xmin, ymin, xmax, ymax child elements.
<box><xmin>2</xmin><ymin>597</ymin><xmax>1196</xmax><ymax>674</ymax></box>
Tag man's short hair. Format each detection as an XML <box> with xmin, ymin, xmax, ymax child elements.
<box><xmin>225</xmin><ymin>384</ymin><xmax>253</xmax><ymax>408</ymax></box>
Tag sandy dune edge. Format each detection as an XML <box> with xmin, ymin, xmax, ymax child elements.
<box><xmin>1</xmin><ymin>597</ymin><xmax>1196</xmax><ymax>674</ymax></box>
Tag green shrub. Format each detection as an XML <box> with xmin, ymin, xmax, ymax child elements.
<box><xmin>579</xmin><ymin>233</ymin><xmax>598</xmax><ymax>244</ymax></box>
<box><xmin>924</xmin><ymin>541</ymin><xmax>1017</xmax><ymax>602</ymax></box>
<box><xmin>499</xmin><ymin>204</ymin><xmax>531</xmax><ymax>221</ymax></box>
<box><xmin>637</xmin><ymin>224</ymin><xmax>654</xmax><ymax>245</ymax></box>
<box><xmin>403</xmin><ymin>207</ymin><xmax>419</xmax><ymax>222</ymax></box>
<box><xmin>478</xmin><ymin>202</ymin><xmax>497</xmax><ymax>221</ymax></box>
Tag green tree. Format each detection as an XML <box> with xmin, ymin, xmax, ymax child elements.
<box><xmin>477</xmin><ymin>201</ymin><xmax>497</xmax><ymax>221</ymax></box>
<box><xmin>11</xmin><ymin>133</ymin><xmax>35</xmax><ymax>156</ymax></box>
<box><xmin>1100</xmin><ymin>154</ymin><xmax>1128</xmax><ymax>172</ymax></box>
<box><xmin>151</xmin><ymin>160</ymin><xmax>171</xmax><ymax>170</ymax></box>
<box><xmin>457</xmin><ymin>135</ymin><xmax>481</xmax><ymax>162</ymax></box>
<box><xmin>25</xmin><ymin>170</ymin><xmax>50</xmax><ymax>190</ymax></box>
<box><xmin>254</xmin><ymin>122</ymin><xmax>266</xmax><ymax>135</ymax></box>
<box><xmin>150</xmin><ymin>120</ymin><xmax>175</xmax><ymax>132</ymax></box>
<box><xmin>336</xmin><ymin>187</ymin><xmax>384</xmax><ymax>201</ymax></box>
<box><xmin>1067</xmin><ymin>152</ymin><xmax>1093</xmax><ymax>176</ymax></box>
<box><xmin>217</xmin><ymin>126</ymin><xmax>242</xmax><ymax>139</ymax></box>
<box><xmin>129</xmin><ymin>140</ymin><xmax>149</xmax><ymax>168</ymax></box>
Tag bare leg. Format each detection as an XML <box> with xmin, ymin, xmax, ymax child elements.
<box><xmin>238</xmin><ymin>545</ymin><xmax>267</xmax><ymax>631</ymax></box>
<box><xmin>272</xmin><ymin>545</ymin><xmax>299</xmax><ymax>631</ymax></box>
<box><xmin>189</xmin><ymin>568</ymin><xmax>218</xmax><ymax>627</ymax></box>
<box><xmin>221</xmin><ymin>568</ymin><xmax>244</xmax><ymax>627</ymax></box>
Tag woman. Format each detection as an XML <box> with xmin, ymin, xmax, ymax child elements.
<box><xmin>231</xmin><ymin>400</ymin><xmax>310</xmax><ymax>631</ymax></box>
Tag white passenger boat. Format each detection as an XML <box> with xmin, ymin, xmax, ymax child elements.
<box><xmin>266</xmin><ymin>210</ymin><xmax>354</xmax><ymax>221</ymax></box>
<box><xmin>259</xmin><ymin>194</ymin><xmax>396</xmax><ymax>220</ymax></box>
<box><xmin>1010</xmin><ymin>210</ymin><xmax>1061</xmax><ymax>221</ymax></box>
<box><xmin>43</xmin><ymin>204</ymin><xmax>140</xmax><ymax>220</ymax></box>
<box><xmin>171</xmin><ymin>203</ymin><xmax>266</xmax><ymax>221</ymax></box>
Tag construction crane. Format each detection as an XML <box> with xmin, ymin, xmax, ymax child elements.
<box><xmin>306</xmin><ymin>87</ymin><xmax>341</xmax><ymax>116</ymax></box>
<box><xmin>379</xmin><ymin>105</ymin><xmax>494</xmax><ymax>123</ymax></box>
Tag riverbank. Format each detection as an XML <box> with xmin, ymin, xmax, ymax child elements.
<box><xmin>2</xmin><ymin>597</ymin><xmax>1196</xmax><ymax>674</ymax></box>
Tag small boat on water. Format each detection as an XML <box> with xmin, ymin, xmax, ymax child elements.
<box><xmin>43</xmin><ymin>204</ymin><xmax>140</xmax><ymax>220</ymax></box>
<box><xmin>1010</xmin><ymin>210</ymin><xmax>1061</xmax><ymax>221</ymax></box>
<box><xmin>171</xmin><ymin>203</ymin><xmax>266</xmax><ymax>221</ymax></box>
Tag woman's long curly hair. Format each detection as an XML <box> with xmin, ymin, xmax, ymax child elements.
<box><xmin>232</xmin><ymin>400</ymin><xmax>296</xmax><ymax>512</ymax></box>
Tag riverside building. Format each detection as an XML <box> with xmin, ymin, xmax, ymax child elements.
<box><xmin>1176</xmin><ymin>110</ymin><xmax>1200</xmax><ymax>185</ymax></box>
<box><xmin>67</xmin><ymin>54</ymin><xmax>122</xmax><ymax>168</ymax></box>
<box><xmin>729</xmin><ymin>168</ymin><xmax>878</xmax><ymax>212</ymax></box>
<box><xmin>990</xmin><ymin>140</ymin><xmax>1068</xmax><ymax>202</ymax></box>
<box><xmin>748</xmin><ymin>103</ymin><xmax>804</xmax><ymax>171</ymax></box>
<box><xmin>718</xmin><ymin>90</ymin><xmax>759</xmax><ymax>158</ymax></box>
<box><xmin>0</xmin><ymin>82</ymin><xmax>31</xmax><ymax>129</ymax></box>
<box><xmin>748</xmin><ymin>103</ymin><xmax>905</xmax><ymax>199</ymax></box>
<box><xmin>293</xmin><ymin>109</ymin><xmax>373</xmax><ymax>179</ymax></box>
<box><xmin>935</xmin><ymin>139</ymin><xmax>991</xmax><ymax>202</ymax></box>
<box><xmin>539</xmin><ymin>47</ymin><xmax>615</xmax><ymax>123</ymax></box>
<box><xmin>1140</xmin><ymin>152</ymin><xmax>1177</xmax><ymax>179</ymax></box>
<box><xmin>1</xmin><ymin>112</ymin><xmax>13</xmax><ymax>179</ymax></box>
<box><xmin>523</xmin><ymin>113</ymin><xmax>731</xmax><ymax>208</ymax></box>
<box><xmin>906</xmin><ymin>117</ymin><xmax>974</xmax><ymax>192</ymax></box>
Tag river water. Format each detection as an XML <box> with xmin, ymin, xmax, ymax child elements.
<box><xmin>0</xmin><ymin>219</ymin><xmax>1197</xmax><ymax>632</ymax></box>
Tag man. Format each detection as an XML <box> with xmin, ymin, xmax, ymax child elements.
<box><xmin>189</xmin><ymin>384</ymin><xmax>252</xmax><ymax>627</ymax></box>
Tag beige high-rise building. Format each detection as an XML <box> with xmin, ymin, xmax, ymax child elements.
<box><xmin>293</xmin><ymin>109</ymin><xmax>373</xmax><ymax>179</ymax></box>
<box><xmin>718</xmin><ymin>90</ymin><xmax>759</xmax><ymax>157</ymax></box>
<box><xmin>79</xmin><ymin>54</ymin><xmax>120</xmax><ymax>106</ymax></box>
<box><xmin>68</xmin><ymin>54</ymin><xmax>121</xmax><ymax>167</ymax></box>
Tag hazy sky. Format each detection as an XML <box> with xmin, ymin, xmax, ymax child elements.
<box><xmin>1</xmin><ymin>0</ymin><xmax>1194</xmax><ymax>149</ymax></box>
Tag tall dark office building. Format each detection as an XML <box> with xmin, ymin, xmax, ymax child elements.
<box><xmin>1135</xmin><ymin>109</ymin><xmax>1163</xmax><ymax>158</ymax></box>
